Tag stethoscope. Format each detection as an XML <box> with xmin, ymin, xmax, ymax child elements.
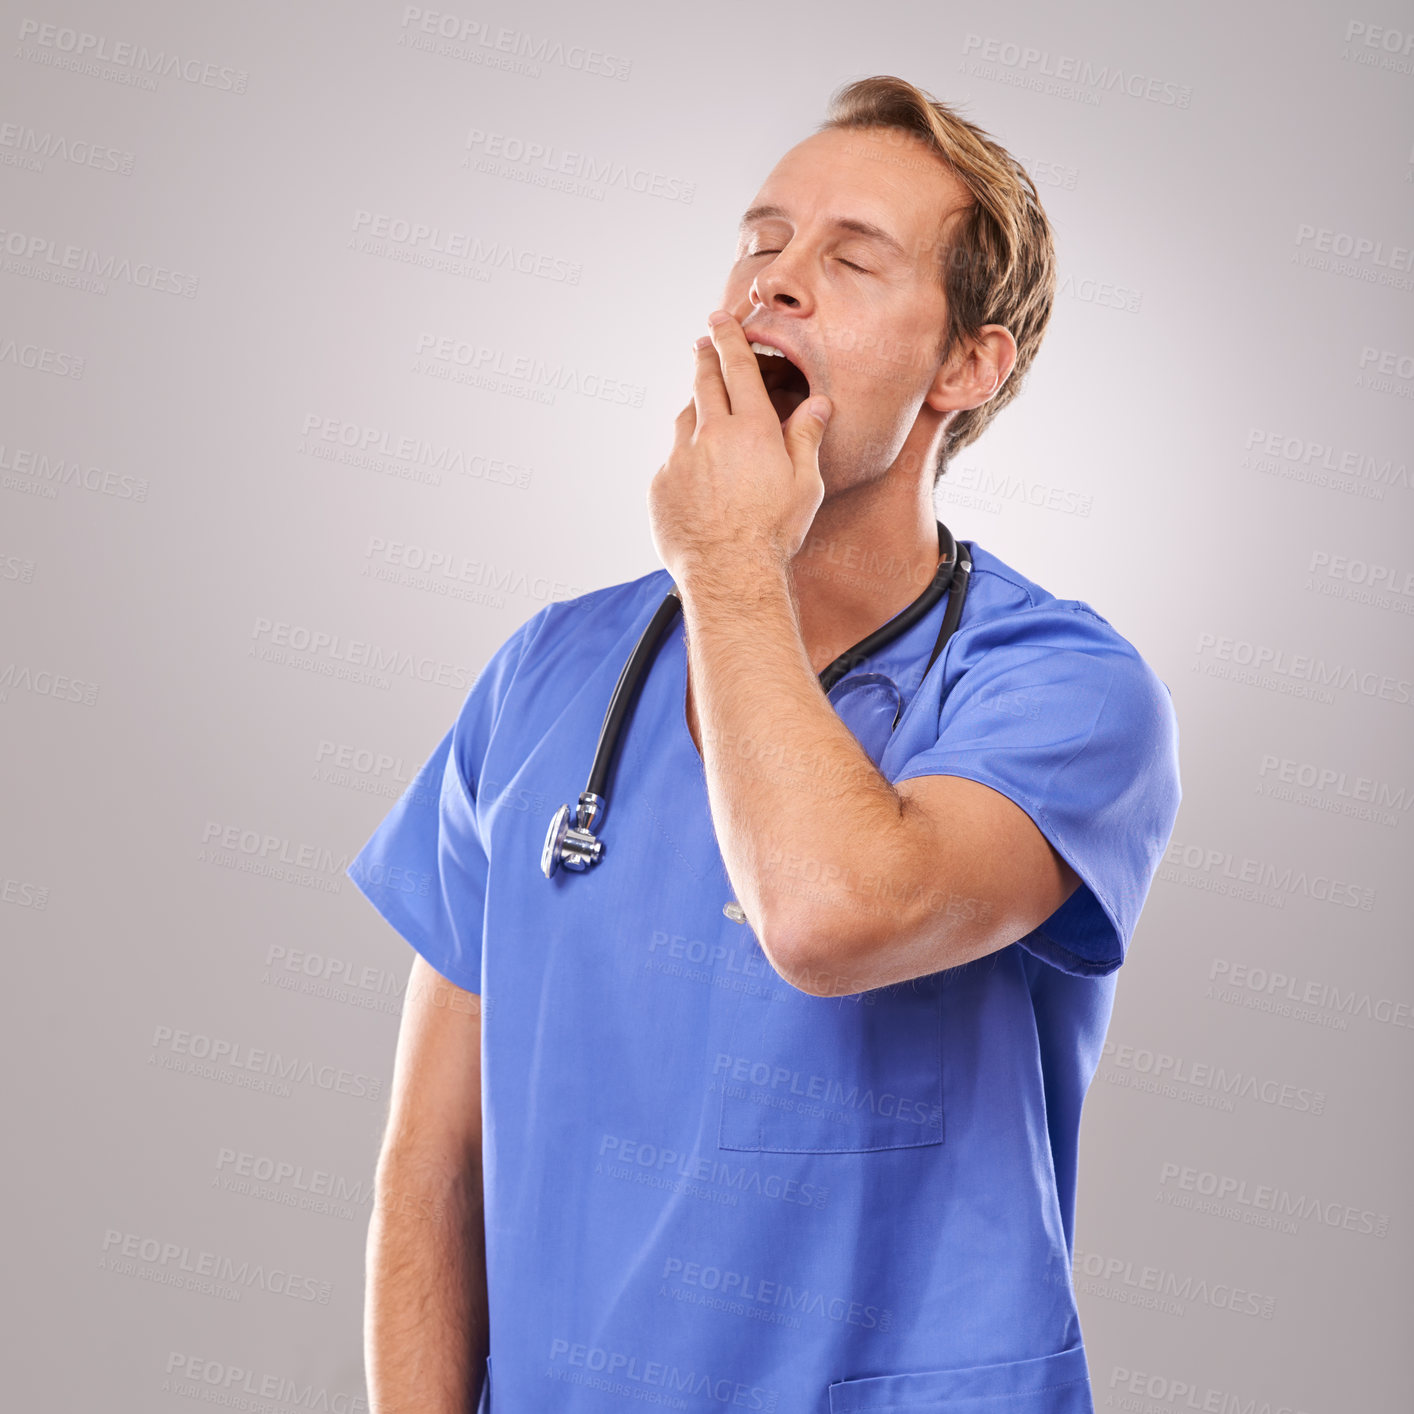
<box><xmin>541</xmin><ymin>520</ymin><xmax>972</xmax><ymax>880</ymax></box>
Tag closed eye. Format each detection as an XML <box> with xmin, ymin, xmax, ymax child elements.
<box><xmin>749</xmin><ymin>249</ymin><xmax>870</xmax><ymax>274</ymax></box>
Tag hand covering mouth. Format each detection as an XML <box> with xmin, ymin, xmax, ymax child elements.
<box><xmin>751</xmin><ymin>344</ymin><xmax>812</xmax><ymax>422</ymax></box>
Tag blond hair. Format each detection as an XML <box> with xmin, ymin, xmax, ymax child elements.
<box><xmin>818</xmin><ymin>76</ymin><xmax>1057</xmax><ymax>483</ymax></box>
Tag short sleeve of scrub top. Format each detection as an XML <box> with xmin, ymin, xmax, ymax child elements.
<box><xmin>345</xmin><ymin>607</ymin><xmax>549</xmax><ymax>994</ymax></box>
<box><xmin>891</xmin><ymin>597</ymin><xmax>1182</xmax><ymax>979</ymax></box>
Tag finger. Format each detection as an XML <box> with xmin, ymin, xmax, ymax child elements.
<box><xmin>782</xmin><ymin>393</ymin><xmax>831</xmax><ymax>467</ymax></box>
<box><xmin>706</xmin><ymin>311</ymin><xmax>773</xmax><ymax>419</ymax></box>
<box><xmin>672</xmin><ymin>396</ymin><xmax>696</xmax><ymax>449</ymax></box>
<box><xmin>693</xmin><ymin>334</ymin><xmax>730</xmax><ymax>424</ymax></box>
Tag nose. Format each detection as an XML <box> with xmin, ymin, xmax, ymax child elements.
<box><xmin>749</xmin><ymin>264</ymin><xmax>802</xmax><ymax>312</ymax></box>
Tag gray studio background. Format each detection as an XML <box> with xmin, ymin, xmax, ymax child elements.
<box><xmin>4</xmin><ymin>2</ymin><xmax>1411</xmax><ymax>1409</ymax></box>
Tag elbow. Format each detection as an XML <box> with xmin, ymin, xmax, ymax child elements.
<box><xmin>744</xmin><ymin>885</ymin><xmax>829</xmax><ymax>994</ymax></box>
<box><xmin>755</xmin><ymin>866</ymin><xmax>900</xmax><ymax>998</ymax></box>
<box><xmin>753</xmin><ymin>801</ymin><xmax>915</xmax><ymax>996</ymax></box>
<box><xmin>769</xmin><ymin>883</ymin><xmax>976</xmax><ymax>997</ymax></box>
<box><xmin>768</xmin><ymin>917</ymin><xmax>867</xmax><ymax>998</ymax></box>
<box><xmin>749</xmin><ymin>923</ymin><xmax>824</xmax><ymax>997</ymax></box>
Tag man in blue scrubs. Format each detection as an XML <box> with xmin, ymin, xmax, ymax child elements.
<box><xmin>350</xmin><ymin>76</ymin><xmax>1181</xmax><ymax>1414</ymax></box>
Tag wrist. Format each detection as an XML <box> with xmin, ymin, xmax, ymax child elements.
<box><xmin>674</xmin><ymin>541</ymin><xmax>792</xmax><ymax>601</ymax></box>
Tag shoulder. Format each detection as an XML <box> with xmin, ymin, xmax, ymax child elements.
<box><xmin>447</xmin><ymin>565</ymin><xmax>674</xmax><ymax>780</ymax></box>
<box><xmin>944</xmin><ymin>540</ymin><xmax>1180</xmax><ymax>768</ymax></box>
<box><xmin>914</xmin><ymin>542</ymin><xmax>1182</xmax><ymax>973</ymax></box>
<box><xmin>959</xmin><ymin>541</ymin><xmax>1171</xmax><ymax>691</ymax></box>
<box><xmin>468</xmin><ymin>563</ymin><xmax>674</xmax><ymax>706</ymax></box>
<box><xmin>511</xmin><ymin>565</ymin><xmax>674</xmax><ymax>670</ymax></box>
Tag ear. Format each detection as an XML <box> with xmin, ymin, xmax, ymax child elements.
<box><xmin>925</xmin><ymin>324</ymin><xmax>1018</xmax><ymax>414</ymax></box>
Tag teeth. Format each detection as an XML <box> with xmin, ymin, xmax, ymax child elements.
<box><xmin>749</xmin><ymin>341</ymin><xmax>786</xmax><ymax>357</ymax></box>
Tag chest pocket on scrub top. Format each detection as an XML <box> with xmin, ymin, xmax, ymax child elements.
<box><xmin>716</xmin><ymin>672</ymin><xmax>945</xmax><ymax>1155</ymax></box>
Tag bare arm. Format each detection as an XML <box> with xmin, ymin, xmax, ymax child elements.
<box><xmin>366</xmin><ymin>953</ymin><xmax>489</xmax><ymax>1412</ymax></box>
<box><xmin>679</xmin><ymin>559</ymin><xmax>1079</xmax><ymax>995</ymax></box>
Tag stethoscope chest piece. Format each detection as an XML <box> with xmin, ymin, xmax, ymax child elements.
<box><xmin>541</xmin><ymin>791</ymin><xmax>606</xmax><ymax>878</ymax></box>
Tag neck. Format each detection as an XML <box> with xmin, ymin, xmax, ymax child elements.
<box><xmin>787</xmin><ymin>475</ymin><xmax>942</xmax><ymax>675</ymax></box>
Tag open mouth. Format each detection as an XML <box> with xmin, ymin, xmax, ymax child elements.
<box><xmin>752</xmin><ymin>346</ymin><xmax>812</xmax><ymax>423</ymax></box>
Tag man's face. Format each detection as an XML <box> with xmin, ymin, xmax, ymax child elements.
<box><xmin>720</xmin><ymin>124</ymin><xmax>968</xmax><ymax>494</ymax></box>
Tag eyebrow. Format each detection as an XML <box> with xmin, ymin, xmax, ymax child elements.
<box><xmin>737</xmin><ymin>204</ymin><xmax>909</xmax><ymax>262</ymax></box>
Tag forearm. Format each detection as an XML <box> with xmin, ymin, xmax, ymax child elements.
<box><xmin>365</xmin><ymin>1154</ymin><xmax>489</xmax><ymax>1414</ymax></box>
<box><xmin>678</xmin><ymin>557</ymin><xmax>910</xmax><ymax>990</ymax></box>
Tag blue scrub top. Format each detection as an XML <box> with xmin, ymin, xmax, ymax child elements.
<box><xmin>348</xmin><ymin>539</ymin><xmax>1182</xmax><ymax>1414</ymax></box>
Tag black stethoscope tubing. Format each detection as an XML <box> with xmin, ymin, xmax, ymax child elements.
<box><xmin>541</xmin><ymin>520</ymin><xmax>972</xmax><ymax>877</ymax></box>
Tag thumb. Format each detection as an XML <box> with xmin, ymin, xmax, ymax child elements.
<box><xmin>785</xmin><ymin>395</ymin><xmax>831</xmax><ymax>456</ymax></box>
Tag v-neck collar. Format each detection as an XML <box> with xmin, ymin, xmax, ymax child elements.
<box><xmin>630</xmin><ymin>571</ymin><xmax>961</xmax><ymax>895</ymax></box>
<box><xmin>673</xmin><ymin>576</ymin><xmax>957</xmax><ymax>758</ymax></box>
